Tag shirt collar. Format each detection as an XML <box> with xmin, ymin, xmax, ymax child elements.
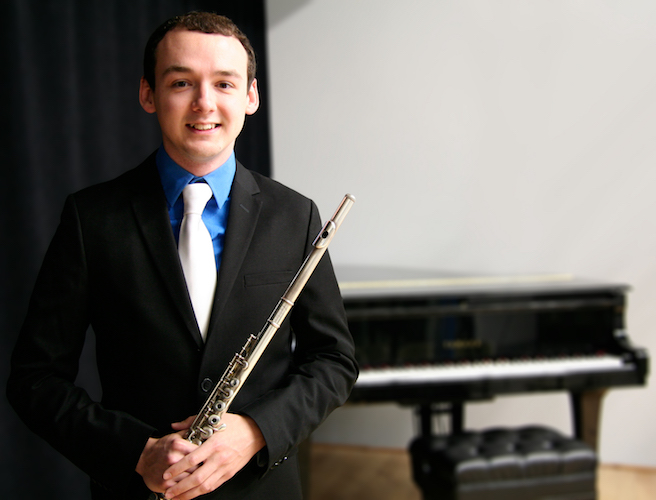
<box><xmin>156</xmin><ymin>146</ymin><xmax>236</xmax><ymax>209</ymax></box>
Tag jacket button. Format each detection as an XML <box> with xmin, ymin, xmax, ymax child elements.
<box><xmin>201</xmin><ymin>378</ymin><xmax>213</xmax><ymax>392</ymax></box>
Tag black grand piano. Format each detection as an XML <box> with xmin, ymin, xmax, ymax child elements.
<box><xmin>336</xmin><ymin>266</ymin><xmax>649</xmax><ymax>449</ymax></box>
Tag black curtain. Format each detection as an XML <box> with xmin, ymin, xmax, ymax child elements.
<box><xmin>1</xmin><ymin>1</ymin><xmax>270</xmax><ymax>498</ymax></box>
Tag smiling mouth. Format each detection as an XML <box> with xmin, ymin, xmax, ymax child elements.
<box><xmin>188</xmin><ymin>123</ymin><xmax>219</xmax><ymax>130</ymax></box>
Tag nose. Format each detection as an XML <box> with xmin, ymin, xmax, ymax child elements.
<box><xmin>192</xmin><ymin>83</ymin><xmax>216</xmax><ymax>113</ymax></box>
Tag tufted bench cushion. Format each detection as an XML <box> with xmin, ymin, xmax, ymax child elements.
<box><xmin>410</xmin><ymin>426</ymin><xmax>597</xmax><ymax>500</ymax></box>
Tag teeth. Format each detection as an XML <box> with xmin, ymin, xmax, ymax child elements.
<box><xmin>189</xmin><ymin>124</ymin><xmax>216</xmax><ymax>130</ymax></box>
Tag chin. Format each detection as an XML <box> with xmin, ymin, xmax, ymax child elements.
<box><xmin>185</xmin><ymin>145</ymin><xmax>225</xmax><ymax>159</ymax></box>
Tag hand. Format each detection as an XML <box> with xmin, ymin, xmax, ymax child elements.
<box><xmin>161</xmin><ymin>413</ymin><xmax>265</xmax><ymax>500</ymax></box>
<box><xmin>135</xmin><ymin>416</ymin><xmax>198</xmax><ymax>493</ymax></box>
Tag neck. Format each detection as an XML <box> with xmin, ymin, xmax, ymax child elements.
<box><xmin>164</xmin><ymin>148</ymin><xmax>234</xmax><ymax>177</ymax></box>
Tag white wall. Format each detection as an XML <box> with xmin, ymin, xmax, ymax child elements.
<box><xmin>265</xmin><ymin>0</ymin><xmax>656</xmax><ymax>467</ymax></box>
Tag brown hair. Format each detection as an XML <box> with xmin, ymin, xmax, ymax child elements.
<box><xmin>143</xmin><ymin>11</ymin><xmax>256</xmax><ymax>90</ymax></box>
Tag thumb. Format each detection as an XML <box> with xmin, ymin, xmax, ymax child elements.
<box><xmin>171</xmin><ymin>415</ymin><xmax>196</xmax><ymax>431</ymax></box>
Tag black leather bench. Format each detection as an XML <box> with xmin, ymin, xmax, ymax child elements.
<box><xmin>410</xmin><ymin>426</ymin><xmax>597</xmax><ymax>500</ymax></box>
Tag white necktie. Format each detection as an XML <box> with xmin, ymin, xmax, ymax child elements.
<box><xmin>179</xmin><ymin>183</ymin><xmax>216</xmax><ymax>340</ymax></box>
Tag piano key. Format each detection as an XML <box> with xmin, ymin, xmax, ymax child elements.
<box><xmin>355</xmin><ymin>355</ymin><xmax>627</xmax><ymax>387</ymax></box>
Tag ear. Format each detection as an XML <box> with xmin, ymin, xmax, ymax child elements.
<box><xmin>245</xmin><ymin>78</ymin><xmax>260</xmax><ymax>116</ymax></box>
<box><xmin>139</xmin><ymin>77</ymin><xmax>157</xmax><ymax>114</ymax></box>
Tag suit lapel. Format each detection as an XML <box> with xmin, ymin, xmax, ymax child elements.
<box><xmin>129</xmin><ymin>155</ymin><xmax>203</xmax><ymax>347</ymax></box>
<box><xmin>207</xmin><ymin>164</ymin><xmax>261</xmax><ymax>338</ymax></box>
<box><xmin>127</xmin><ymin>159</ymin><xmax>262</xmax><ymax>348</ymax></box>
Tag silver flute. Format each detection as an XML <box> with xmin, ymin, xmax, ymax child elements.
<box><xmin>154</xmin><ymin>193</ymin><xmax>355</xmax><ymax>498</ymax></box>
<box><xmin>185</xmin><ymin>193</ymin><xmax>355</xmax><ymax>445</ymax></box>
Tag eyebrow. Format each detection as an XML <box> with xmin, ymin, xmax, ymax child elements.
<box><xmin>161</xmin><ymin>65</ymin><xmax>243</xmax><ymax>80</ymax></box>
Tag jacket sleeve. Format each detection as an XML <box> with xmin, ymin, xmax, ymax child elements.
<box><xmin>6</xmin><ymin>195</ymin><xmax>156</xmax><ymax>495</ymax></box>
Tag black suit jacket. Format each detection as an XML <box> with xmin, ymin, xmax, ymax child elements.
<box><xmin>7</xmin><ymin>152</ymin><xmax>358</xmax><ymax>499</ymax></box>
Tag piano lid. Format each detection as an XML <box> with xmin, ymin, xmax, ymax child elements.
<box><xmin>335</xmin><ymin>265</ymin><xmax>630</xmax><ymax>301</ymax></box>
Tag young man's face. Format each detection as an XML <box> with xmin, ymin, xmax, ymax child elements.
<box><xmin>139</xmin><ymin>29</ymin><xmax>259</xmax><ymax>173</ymax></box>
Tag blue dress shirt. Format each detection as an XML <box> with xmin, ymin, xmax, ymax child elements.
<box><xmin>156</xmin><ymin>146</ymin><xmax>235</xmax><ymax>270</ymax></box>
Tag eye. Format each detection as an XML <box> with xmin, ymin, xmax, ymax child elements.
<box><xmin>217</xmin><ymin>82</ymin><xmax>234</xmax><ymax>90</ymax></box>
<box><xmin>172</xmin><ymin>81</ymin><xmax>190</xmax><ymax>88</ymax></box>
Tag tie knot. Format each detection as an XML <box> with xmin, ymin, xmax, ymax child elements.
<box><xmin>182</xmin><ymin>183</ymin><xmax>213</xmax><ymax>215</ymax></box>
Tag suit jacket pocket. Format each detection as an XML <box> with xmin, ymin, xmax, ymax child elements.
<box><xmin>244</xmin><ymin>271</ymin><xmax>295</xmax><ymax>287</ymax></box>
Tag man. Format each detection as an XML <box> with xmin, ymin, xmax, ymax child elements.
<box><xmin>7</xmin><ymin>12</ymin><xmax>357</xmax><ymax>500</ymax></box>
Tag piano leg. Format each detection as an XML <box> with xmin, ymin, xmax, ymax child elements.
<box><xmin>452</xmin><ymin>402</ymin><xmax>464</xmax><ymax>434</ymax></box>
<box><xmin>417</xmin><ymin>402</ymin><xmax>464</xmax><ymax>437</ymax></box>
<box><xmin>570</xmin><ymin>389</ymin><xmax>607</xmax><ymax>451</ymax></box>
<box><xmin>418</xmin><ymin>405</ymin><xmax>431</xmax><ymax>437</ymax></box>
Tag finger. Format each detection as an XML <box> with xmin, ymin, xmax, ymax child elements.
<box><xmin>171</xmin><ymin>415</ymin><xmax>196</xmax><ymax>431</ymax></box>
<box><xmin>168</xmin><ymin>470</ymin><xmax>192</xmax><ymax>484</ymax></box>
<box><xmin>167</xmin><ymin>433</ymin><xmax>198</xmax><ymax>456</ymax></box>
<box><xmin>163</xmin><ymin>445</ymin><xmax>208</xmax><ymax>481</ymax></box>
<box><xmin>164</xmin><ymin>462</ymin><xmax>232</xmax><ymax>500</ymax></box>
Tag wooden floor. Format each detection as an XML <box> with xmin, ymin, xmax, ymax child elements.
<box><xmin>309</xmin><ymin>443</ymin><xmax>656</xmax><ymax>500</ymax></box>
